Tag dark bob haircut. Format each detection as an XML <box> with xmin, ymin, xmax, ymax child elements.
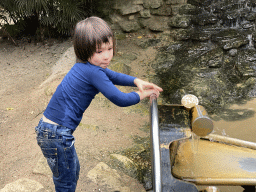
<box><xmin>73</xmin><ymin>16</ymin><xmax>115</xmax><ymax>63</ymax></box>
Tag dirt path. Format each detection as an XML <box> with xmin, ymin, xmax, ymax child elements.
<box><xmin>0</xmin><ymin>35</ymin><xmax>158</xmax><ymax>191</ymax></box>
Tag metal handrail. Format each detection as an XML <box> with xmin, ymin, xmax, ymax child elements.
<box><xmin>150</xmin><ymin>94</ymin><xmax>162</xmax><ymax>192</ymax></box>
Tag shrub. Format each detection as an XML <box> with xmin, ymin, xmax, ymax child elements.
<box><xmin>0</xmin><ymin>0</ymin><xmax>92</xmax><ymax>40</ymax></box>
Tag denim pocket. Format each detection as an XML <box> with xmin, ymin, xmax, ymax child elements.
<box><xmin>42</xmin><ymin>148</ymin><xmax>59</xmax><ymax>177</ymax></box>
<box><xmin>62</xmin><ymin>135</ymin><xmax>75</xmax><ymax>169</ymax></box>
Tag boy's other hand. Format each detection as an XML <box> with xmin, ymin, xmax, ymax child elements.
<box><xmin>136</xmin><ymin>88</ymin><xmax>160</xmax><ymax>100</ymax></box>
<box><xmin>134</xmin><ymin>78</ymin><xmax>163</xmax><ymax>93</ymax></box>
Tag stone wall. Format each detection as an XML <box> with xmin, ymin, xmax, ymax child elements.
<box><xmin>103</xmin><ymin>0</ymin><xmax>187</xmax><ymax>33</ymax></box>
<box><xmin>101</xmin><ymin>0</ymin><xmax>256</xmax><ymax>115</ymax></box>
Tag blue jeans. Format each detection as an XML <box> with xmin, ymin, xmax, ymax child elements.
<box><xmin>35</xmin><ymin>118</ymin><xmax>80</xmax><ymax>192</ymax></box>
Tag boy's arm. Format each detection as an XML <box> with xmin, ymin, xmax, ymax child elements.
<box><xmin>90</xmin><ymin>69</ymin><xmax>140</xmax><ymax>107</ymax></box>
<box><xmin>104</xmin><ymin>68</ymin><xmax>136</xmax><ymax>86</ymax></box>
<box><xmin>105</xmin><ymin>69</ymin><xmax>163</xmax><ymax>93</ymax></box>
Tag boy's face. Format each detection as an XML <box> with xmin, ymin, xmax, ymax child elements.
<box><xmin>88</xmin><ymin>39</ymin><xmax>113</xmax><ymax>69</ymax></box>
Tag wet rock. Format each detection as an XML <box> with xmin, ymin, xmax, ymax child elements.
<box><xmin>222</xmin><ymin>55</ymin><xmax>242</xmax><ymax>84</ymax></box>
<box><xmin>165</xmin><ymin>0</ymin><xmax>187</xmax><ymax>5</ymax></box>
<box><xmin>150</xmin><ymin>5</ymin><xmax>172</xmax><ymax>16</ymax></box>
<box><xmin>247</xmin><ymin>77</ymin><xmax>256</xmax><ymax>97</ymax></box>
<box><xmin>109</xmin><ymin>13</ymin><xmax>123</xmax><ymax>24</ymax></box>
<box><xmin>252</xmin><ymin>32</ymin><xmax>256</xmax><ymax>42</ymax></box>
<box><xmin>211</xmin><ymin>29</ymin><xmax>249</xmax><ymax>50</ymax></box>
<box><xmin>178</xmin><ymin>4</ymin><xmax>200</xmax><ymax>15</ymax></box>
<box><xmin>229</xmin><ymin>49</ymin><xmax>238</xmax><ymax>57</ymax></box>
<box><xmin>121</xmin><ymin>5</ymin><xmax>144</xmax><ymax>15</ymax></box>
<box><xmin>110</xmin><ymin>154</ymin><xmax>137</xmax><ymax>177</ymax></box>
<box><xmin>120</xmin><ymin>53</ymin><xmax>138</xmax><ymax>61</ymax></box>
<box><xmin>169</xmin><ymin>15</ymin><xmax>192</xmax><ymax>28</ymax></box>
<box><xmin>223</xmin><ymin>37</ymin><xmax>249</xmax><ymax>50</ymax></box>
<box><xmin>133</xmin><ymin>0</ymin><xmax>144</xmax><ymax>4</ymax></box>
<box><xmin>109</xmin><ymin>62</ymin><xmax>132</xmax><ymax>75</ymax></box>
<box><xmin>246</xmin><ymin>12</ymin><xmax>256</xmax><ymax>21</ymax></box>
<box><xmin>143</xmin><ymin>0</ymin><xmax>163</xmax><ymax>9</ymax></box>
<box><xmin>151</xmin><ymin>42</ymin><xmax>181</xmax><ymax>69</ymax></box>
<box><xmin>171</xmin><ymin>28</ymin><xmax>191</xmax><ymax>40</ymax></box>
<box><xmin>0</xmin><ymin>178</ymin><xmax>45</xmax><ymax>192</ymax></box>
<box><xmin>139</xmin><ymin>9</ymin><xmax>151</xmax><ymax>18</ymax></box>
<box><xmin>186</xmin><ymin>41</ymin><xmax>218</xmax><ymax>61</ymax></box>
<box><xmin>202</xmin><ymin>47</ymin><xmax>224</xmax><ymax>68</ymax></box>
<box><xmin>115</xmin><ymin>32</ymin><xmax>127</xmax><ymax>40</ymax></box>
<box><xmin>151</xmin><ymin>38</ymin><xmax>256</xmax><ymax>113</ymax></box>
<box><xmin>188</xmin><ymin>71</ymin><xmax>230</xmax><ymax>112</ymax></box>
<box><xmin>114</xmin><ymin>1</ymin><xmax>144</xmax><ymax>15</ymax></box>
<box><xmin>136</xmin><ymin>37</ymin><xmax>161</xmax><ymax>49</ymax></box>
<box><xmin>118</xmin><ymin>20</ymin><xmax>141</xmax><ymax>32</ymax></box>
<box><xmin>240</xmin><ymin>77</ymin><xmax>256</xmax><ymax>90</ymax></box>
<box><xmin>187</xmin><ymin>0</ymin><xmax>209</xmax><ymax>6</ymax></box>
<box><xmin>111</xmin><ymin>52</ymin><xmax>137</xmax><ymax>68</ymax></box>
<box><xmin>190</xmin><ymin>30</ymin><xmax>211</xmax><ymax>41</ymax></box>
<box><xmin>139</xmin><ymin>16</ymin><xmax>169</xmax><ymax>32</ymax></box>
<box><xmin>120</xmin><ymin>135</ymin><xmax>152</xmax><ymax>190</ymax></box>
<box><xmin>236</xmin><ymin>49</ymin><xmax>256</xmax><ymax>78</ymax></box>
<box><xmin>192</xmin><ymin>13</ymin><xmax>218</xmax><ymax>26</ymax></box>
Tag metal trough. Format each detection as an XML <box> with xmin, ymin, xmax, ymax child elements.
<box><xmin>170</xmin><ymin>134</ymin><xmax>256</xmax><ymax>186</ymax></box>
<box><xmin>150</xmin><ymin>95</ymin><xmax>256</xmax><ymax>191</ymax></box>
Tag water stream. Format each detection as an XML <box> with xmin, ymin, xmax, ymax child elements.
<box><xmin>247</xmin><ymin>34</ymin><xmax>255</xmax><ymax>50</ymax></box>
<box><xmin>200</xmin><ymin>98</ymin><xmax>256</xmax><ymax>191</ymax></box>
<box><xmin>190</xmin><ymin>133</ymin><xmax>200</xmax><ymax>154</ymax></box>
<box><xmin>213</xmin><ymin>98</ymin><xmax>256</xmax><ymax>143</ymax></box>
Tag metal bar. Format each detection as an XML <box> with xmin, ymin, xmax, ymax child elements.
<box><xmin>184</xmin><ymin>178</ymin><xmax>256</xmax><ymax>186</ymax></box>
<box><xmin>203</xmin><ymin>134</ymin><xmax>256</xmax><ymax>150</ymax></box>
<box><xmin>150</xmin><ymin>94</ymin><xmax>162</xmax><ymax>192</ymax></box>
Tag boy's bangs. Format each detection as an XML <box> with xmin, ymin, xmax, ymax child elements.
<box><xmin>93</xmin><ymin>26</ymin><xmax>113</xmax><ymax>49</ymax></box>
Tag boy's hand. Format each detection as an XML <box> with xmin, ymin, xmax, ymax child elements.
<box><xmin>134</xmin><ymin>78</ymin><xmax>163</xmax><ymax>92</ymax></box>
<box><xmin>136</xmin><ymin>89</ymin><xmax>160</xmax><ymax>100</ymax></box>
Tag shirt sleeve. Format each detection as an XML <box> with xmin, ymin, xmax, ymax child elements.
<box><xmin>104</xmin><ymin>68</ymin><xmax>137</xmax><ymax>86</ymax></box>
<box><xmin>89</xmin><ymin>68</ymin><xmax>140</xmax><ymax>107</ymax></box>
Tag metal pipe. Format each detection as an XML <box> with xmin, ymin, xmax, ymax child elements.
<box><xmin>203</xmin><ymin>134</ymin><xmax>256</xmax><ymax>150</ymax></box>
<box><xmin>150</xmin><ymin>94</ymin><xmax>162</xmax><ymax>192</ymax></box>
<box><xmin>184</xmin><ymin>178</ymin><xmax>256</xmax><ymax>186</ymax></box>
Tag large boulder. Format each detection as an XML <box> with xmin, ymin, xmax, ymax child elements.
<box><xmin>87</xmin><ymin>162</ymin><xmax>146</xmax><ymax>192</ymax></box>
<box><xmin>0</xmin><ymin>178</ymin><xmax>45</xmax><ymax>192</ymax></box>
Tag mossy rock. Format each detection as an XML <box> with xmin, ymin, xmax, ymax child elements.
<box><xmin>109</xmin><ymin>62</ymin><xmax>132</xmax><ymax>75</ymax></box>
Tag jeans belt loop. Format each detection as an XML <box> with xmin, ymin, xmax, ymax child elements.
<box><xmin>52</xmin><ymin>125</ymin><xmax>57</xmax><ymax>138</ymax></box>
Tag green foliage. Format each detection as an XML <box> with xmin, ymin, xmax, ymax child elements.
<box><xmin>0</xmin><ymin>0</ymin><xmax>92</xmax><ymax>39</ymax></box>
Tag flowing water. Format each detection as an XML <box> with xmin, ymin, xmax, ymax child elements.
<box><xmin>172</xmin><ymin>98</ymin><xmax>256</xmax><ymax>191</ymax></box>
<box><xmin>172</xmin><ymin>139</ymin><xmax>256</xmax><ymax>180</ymax></box>
<box><xmin>190</xmin><ymin>133</ymin><xmax>201</xmax><ymax>154</ymax></box>
<box><xmin>200</xmin><ymin>98</ymin><xmax>256</xmax><ymax>191</ymax></box>
<box><xmin>213</xmin><ymin>98</ymin><xmax>256</xmax><ymax>143</ymax></box>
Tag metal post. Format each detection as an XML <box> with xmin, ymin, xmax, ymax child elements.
<box><xmin>150</xmin><ymin>94</ymin><xmax>162</xmax><ymax>192</ymax></box>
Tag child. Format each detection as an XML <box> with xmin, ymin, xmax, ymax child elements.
<box><xmin>35</xmin><ymin>16</ymin><xmax>163</xmax><ymax>192</ymax></box>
